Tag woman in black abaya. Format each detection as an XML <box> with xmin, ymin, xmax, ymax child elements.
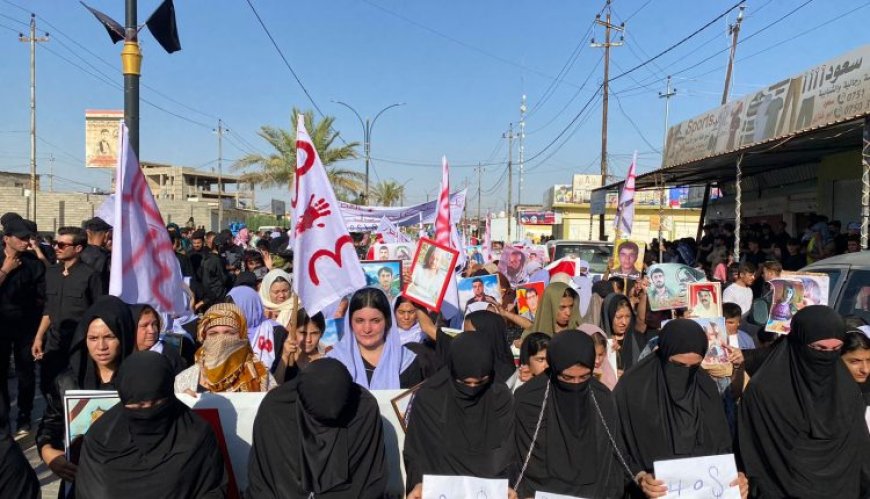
<box><xmin>246</xmin><ymin>358</ymin><xmax>387</xmax><ymax>499</ymax></box>
<box><xmin>514</xmin><ymin>330</ymin><xmax>629</xmax><ymax>498</ymax></box>
<box><xmin>465</xmin><ymin>310</ymin><xmax>518</xmax><ymax>384</ymax></box>
<box><xmin>613</xmin><ymin>319</ymin><xmax>744</xmax><ymax>498</ymax></box>
<box><xmin>601</xmin><ymin>293</ymin><xmax>654</xmax><ymax>373</ymax></box>
<box><xmin>739</xmin><ymin>306</ymin><xmax>870</xmax><ymax>498</ymax></box>
<box><xmin>404</xmin><ymin>332</ymin><xmax>516</xmax><ymax>498</ymax></box>
<box><xmin>76</xmin><ymin>351</ymin><xmax>227</xmax><ymax>498</ymax></box>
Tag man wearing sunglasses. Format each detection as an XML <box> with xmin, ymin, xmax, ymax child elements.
<box><xmin>32</xmin><ymin>227</ymin><xmax>103</xmax><ymax>414</ymax></box>
<box><xmin>0</xmin><ymin>216</ymin><xmax>46</xmax><ymax>437</ymax></box>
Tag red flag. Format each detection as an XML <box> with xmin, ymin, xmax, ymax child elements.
<box><xmin>435</xmin><ymin>156</ymin><xmax>451</xmax><ymax>246</ymax></box>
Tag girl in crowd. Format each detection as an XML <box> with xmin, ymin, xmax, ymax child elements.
<box><xmin>404</xmin><ymin>333</ymin><xmax>516</xmax><ymax>499</ymax></box>
<box><xmin>228</xmin><ymin>285</ymin><xmax>288</xmax><ymax>372</ymax></box>
<box><xmin>273</xmin><ymin>308</ymin><xmax>327</xmax><ymax>383</ymax></box>
<box><xmin>601</xmin><ymin>293</ymin><xmax>652</xmax><ymax>373</ymax></box>
<box><xmin>526</xmin><ymin>282</ymin><xmax>580</xmax><ymax>338</ymax></box>
<box><xmin>76</xmin><ymin>351</ymin><xmax>228</xmax><ymax>498</ymax></box>
<box><xmin>613</xmin><ymin>320</ymin><xmax>745</xmax><ymax>498</ymax></box>
<box><xmin>740</xmin><ymin>306</ymin><xmax>870</xmax><ymax>497</ymax></box>
<box><xmin>258</xmin><ymin>268</ymin><xmax>295</xmax><ymax>328</ymax></box>
<box><xmin>36</xmin><ymin>296</ymin><xmax>136</xmax><ymax>488</ymax></box>
<box><xmin>130</xmin><ymin>304</ymin><xmax>186</xmax><ymax>374</ymax></box>
<box><xmin>514</xmin><ymin>331</ymin><xmax>628</xmax><ymax>498</ymax></box>
<box><xmin>174</xmin><ymin>303</ymin><xmax>276</xmax><ymax>394</ymax></box>
<box><xmin>514</xmin><ymin>332</ymin><xmax>550</xmax><ymax>390</ymax></box>
<box><xmin>841</xmin><ymin>329</ymin><xmax>870</xmax><ymax>405</ymax></box>
<box><xmin>247</xmin><ymin>359</ymin><xmax>387</xmax><ymax>498</ymax></box>
<box><xmin>328</xmin><ymin>287</ymin><xmax>423</xmax><ymax>389</ymax></box>
<box><xmin>578</xmin><ymin>324</ymin><xmax>618</xmax><ymax>390</ymax></box>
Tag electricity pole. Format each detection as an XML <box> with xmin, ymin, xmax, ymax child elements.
<box><xmin>215</xmin><ymin>119</ymin><xmax>227</xmax><ymax>230</ymax></box>
<box><xmin>475</xmin><ymin>163</ymin><xmax>484</xmax><ymax>236</ymax></box>
<box><xmin>721</xmin><ymin>6</ymin><xmax>745</xmax><ymax>105</ymax></box>
<box><xmin>48</xmin><ymin>153</ymin><xmax>54</xmax><ymax>192</ymax></box>
<box><xmin>591</xmin><ymin>1</ymin><xmax>623</xmax><ymax>241</ymax></box>
<box><xmin>19</xmin><ymin>14</ymin><xmax>48</xmax><ymax>222</ymax></box>
<box><xmin>503</xmin><ymin>124</ymin><xmax>517</xmax><ymax>242</ymax></box>
<box><xmin>122</xmin><ymin>0</ymin><xmax>141</xmax><ymax>158</ymax></box>
<box><xmin>659</xmin><ymin>75</ymin><xmax>677</xmax><ymax>162</ymax></box>
<box><xmin>518</xmin><ymin>94</ymin><xmax>526</xmax><ymax>207</ymax></box>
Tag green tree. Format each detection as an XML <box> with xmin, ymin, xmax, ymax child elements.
<box><xmin>371</xmin><ymin>180</ymin><xmax>406</xmax><ymax>206</ymax></box>
<box><xmin>231</xmin><ymin>108</ymin><xmax>364</xmax><ymax>201</ymax></box>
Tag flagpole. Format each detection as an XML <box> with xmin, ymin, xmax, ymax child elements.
<box><xmin>122</xmin><ymin>0</ymin><xmax>141</xmax><ymax>157</ymax></box>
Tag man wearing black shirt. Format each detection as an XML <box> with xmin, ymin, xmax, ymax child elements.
<box><xmin>782</xmin><ymin>238</ymin><xmax>807</xmax><ymax>271</ymax></box>
<box><xmin>0</xmin><ymin>219</ymin><xmax>46</xmax><ymax>435</ymax></box>
<box><xmin>80</xmin><ymin>217</ymin><xmax>111</xmax><ymax>290</ymax></box>
<box><xmin>31</xmin><ymin>227</ymin><xmax>103</xmax><ymax>400</ymax></box>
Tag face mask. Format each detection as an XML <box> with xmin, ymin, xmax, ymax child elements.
<box><xmin>453</xmin><ymin>379</ymin><xmax>489</xmax><ymax>400</ymax></box>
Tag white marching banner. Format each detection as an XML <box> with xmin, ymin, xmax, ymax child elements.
<box><xmin>109</xmin><ymin>122</ymin><xmax>186</xmax><ymax>316</ymax></box>
<box><xmin>377</xmin><ymin>215</ymin><xmax>412</xmax><ymax>243</ymax></box>
<box><xmin>291</xmin><ymin>115</ymin><xmax>366</xmax><ymax>315</ymax></box>
<box><xmin>340</xmin><ymin>190</ymin><xmax>467</xmax><ymax>232</ymax></box>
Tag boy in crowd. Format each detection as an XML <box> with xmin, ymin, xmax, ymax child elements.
<box><xmin>724</xmin><ymin>303</ymin><xmax>755</xmax><ymax>350</ymax></box>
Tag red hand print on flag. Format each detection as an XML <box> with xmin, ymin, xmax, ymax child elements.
<box><xmin>257</xmin><ymin>336</ymin><xmax>273</xmax><ymax>353</ymax></box>
<box><xmin>291</xmin><ymin>115</ymin><xmax>366</xmax><ymax>315</ymax></box>
<box><xmin>295</xmin><ymin>195</ymin><xmax>332</xmax><ymax>235</ymax></box>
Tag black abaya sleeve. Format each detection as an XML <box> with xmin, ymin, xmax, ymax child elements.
<box><xmin>186</xmin><ymin>427</ymin><xmax>229</xmax><ymax>499</ymax></box>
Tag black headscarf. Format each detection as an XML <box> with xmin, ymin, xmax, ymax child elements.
<box><xmin>403</xmin><ymin>332</ymin><xmax>515</xmax><ymax>492</ymax></box>
<box><xmin>76</xmin><ymin>351</ymin><xmax>228</xmax><ymax>498</ymax></box>
<box><xmin>247</xmin><ymin>358</ymin><xmax>387</xmax><ymax>498</ymax></box>
<box><xmin>466</xmin><ymin>310</ymin><xmax>517</xmax><ymax>383</ymax></box>
<box><xmin>739</xmin><ymin>306</ymin><xmax>870</xmax><ymax>497</ymax></box>
<box><xmin>601</xmin><ymin>293</ymin><xmax>649</xmax><ymax>372</ymax></box>
<box><xmin>68</xmin><ymin>295</ymin><xmax>136</xmax><ymax>389</ymax></box>
<box><xmin>614</xmin><ymin>319</ymin><xmax>731</xmax><ymax>474</ymax></box>
<box><xmin>514</xmin><ymin>330</ymin><xmax>627</xmax><ymax>498</ymax></box>
<box><xmin>129</xmin><ymin>304</ymin><xmax>187</xmax><ymax>374</ymax></box>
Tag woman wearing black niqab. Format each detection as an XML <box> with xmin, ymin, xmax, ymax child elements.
<box><xmin>465</xmin><ymin>310</ymin><xmax>518</xmax><ymax>384</ymax></box>
<box><xmin>404</xmin><ymin>332</ymin><xmax>515</xmax><ymax>498</ymax></box>
<box><xmin>739</xmin><ymin>306</ymin><xmax>870</xmax><ymax>498</ymax></box>
<box><xmin>613</xmin><ymin>319</ymin><xmax>733</xmax><ymax>497</ymax></box>
<box><xmin>514</xmin><ymin>330</ymin><xmax>628</xmax><ymax>498</ymax></box>
<box><xmin>76</xmin><ymin>351</ymin><xmax>227</xmax><ymax>498</ymax></box>
<box><xmin>246</xmin><ymin>358</ymin><xmax>387</xmax><ymax>498</ymax></box>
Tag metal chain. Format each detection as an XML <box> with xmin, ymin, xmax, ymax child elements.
<box><xmin>513</xmin><ymin>379</ymin><xmax>550</xmax><ymax>491</ymax></box>
<box><xmin>733</xmin><ymin>154</ymin><xmax>744</xmax><ymax>263</ymax></box>
<box><xmin>589</xmin><ymin>389</ymin><xmax>636</xmax><ymax>481</ymax></box>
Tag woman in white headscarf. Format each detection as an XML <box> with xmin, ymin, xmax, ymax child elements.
<box><xmin>259</xmin><ymin>269</ymin><xmax>296</xmax><ymax>329</ymax></box>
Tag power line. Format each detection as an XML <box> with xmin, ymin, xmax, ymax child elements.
<box><xmin>244</xmin><ymin>0</ymin><xmax>324</xmax><ymax>117</ymax></box>
<box><xmin>526</xmin><ymin>20</ymin><xmax>596</xmax><ymax>119</ymax></box>
<box><xmin>612</xmin><ymin>91</ymin><xmax>660</xmax><ymax>153</ymax></box>
<box><xmin>526</xmin><ymin>54</ymin><xmax>602</xmax><ymax>135</ymax></box>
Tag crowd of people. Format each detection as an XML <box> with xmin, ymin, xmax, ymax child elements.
<box><xmin>0</xmin><ymin>209</ymin><xmax>868</xmax><ymax>498</ymax></box>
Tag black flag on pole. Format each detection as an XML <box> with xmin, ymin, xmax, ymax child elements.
<box><xmin>80</xmin><ymin>1</ymin><xmax>124</xmax><ymax>44</ymax></box>
<box><xmin>145</xmin><ymin>0</ymin><xmax>181</xmax><ymax>54</ymax></box>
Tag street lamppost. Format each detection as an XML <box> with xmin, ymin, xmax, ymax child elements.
<box><xmin>332</xmin><ymin>101</ymin><xmax>405</xmax><ymax>205</ymax></box>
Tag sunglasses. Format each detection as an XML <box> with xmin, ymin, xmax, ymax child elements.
<box><xmin>54</xmin><ymin>241</ymin><xmax>78</xmax><ymax>250</ymax></box>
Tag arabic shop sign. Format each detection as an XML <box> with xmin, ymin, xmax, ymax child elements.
<box><xmin>663</xmin><ymin>45</ymin><xmax>870</xmax><ymax>168</ymax></box>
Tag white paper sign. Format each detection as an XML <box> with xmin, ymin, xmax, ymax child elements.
<box><xmin>423</xmin><ymin>475</ymin><xmax>507</xmax><ymax>499</ymax></box>
<box><xmin>653</xmin><ymin>454</ymin><xmax>740</xmax><ymax>499</ymax></box>
<box><xmin>535</xmin><ymin>492</ymin><xmax>588</xmax><ymax>499</ymax></box>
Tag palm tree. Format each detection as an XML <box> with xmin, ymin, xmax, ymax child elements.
<box><xmin>231</xmin><ymin>108</ymin><xmax>364</xmax><ymax>201</ymax></box>
<box><xmin>371</xmin><ymin>180</ymin><xmax>406</xmax><ymax>206</ymax></box>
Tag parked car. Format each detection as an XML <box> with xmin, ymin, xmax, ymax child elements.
<box><xmin>801</xmin><ymin>252</ymin><xmax>870</xmax><ymax>324</ymax></box>
<box><xmin>545</xmin><ymin>240</ymin><xmax>614</xmax><ymax>274</ymax></box>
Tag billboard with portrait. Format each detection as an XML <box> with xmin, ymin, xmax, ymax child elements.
<box><xmin>85</xmin><ymin>110</ymin><xmax>122</xmax><ymax>168</ymax></box>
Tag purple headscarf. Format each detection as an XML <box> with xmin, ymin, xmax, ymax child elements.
<box><xmin>327</xmin><ymin>288</ymin><xmax>416</xmax><ymax>390</ymax></box>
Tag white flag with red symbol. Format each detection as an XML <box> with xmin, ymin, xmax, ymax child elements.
<box><xmin>291</xmin><ymin>115</ymin><xmax>366</xmax><ymax>315</ymax></box>
<box><xmin>434</xmin><ymin>155</ymin><xmax>462</xmax><ymax>324</ymax></box>
<box><xmin>376</xmin><ymin>216</ymin><xmax>411</xmax><ymax>243</ymax></box>
<box><xmin>109</xmin><ymin>122</ymin><xmax>186</xmax><ymax>316</ymax></box>
<box><xmin>615</xmin><ymin>151</ymin><xmax>637</xmax><ymax>236</ymax></box>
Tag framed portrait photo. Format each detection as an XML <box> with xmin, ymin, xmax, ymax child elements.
<box><xmin>687</xmin><ymin>282</ymin><xmax>722</xmax><ymax>318</ymax></box>
<box><xmin>64</xmin><ymin>390</ymin><xmax>120</xmax><ymax>464</ymax></box>
<box><xmin>611</xmin><ymin>239</ymin><xmax>645</xmax><ymax>279</ymax></box>
<box><xmin>390</xmin><ymin>382</ymin><xmax>424</xmax><ymax>433</ymax></box>
<box><xmin>402</xmin><ymin>238</ymin><xmax>459</xmax><ymax>312</ymax></box>
<box><xmin>361</xmin><ymin>259</ymin><xmax>403</xmax><ymax>301</ymax></box>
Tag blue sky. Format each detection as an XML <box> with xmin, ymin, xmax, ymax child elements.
<box><xmin>0</xmin><ymin>0</ymin><xmax>867</xmax><ymax>214</ymax></box>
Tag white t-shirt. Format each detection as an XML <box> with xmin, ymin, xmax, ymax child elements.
<box><xmin>723</xmin><ymin>283</ymin><xmax>754</xmax><ymax>317</ymax></box>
